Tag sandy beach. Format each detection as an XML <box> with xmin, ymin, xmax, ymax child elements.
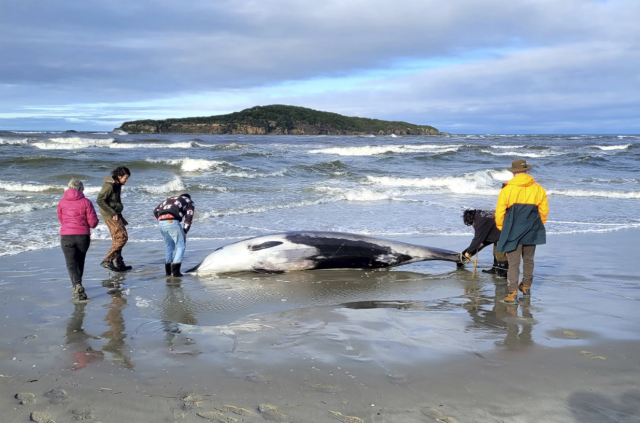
<box><xmin>1</xmin><ymin>229</ymin><xmax>639</xmax><ymax>423</ymax></box>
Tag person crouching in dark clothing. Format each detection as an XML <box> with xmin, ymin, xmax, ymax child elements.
<box><xmin>58</xmin><ymin>178</ymin><xmax>99</xmax><ymax>300</ymax></box>
<box><xmin>153</xmin><ymin>194</ymin><xmax>195</xmax><ymax>277</ymax></box>
<box><xmin>461</xmin><ymin>209</ymin><xmax>508</xmax><ymax>277</ymax></box>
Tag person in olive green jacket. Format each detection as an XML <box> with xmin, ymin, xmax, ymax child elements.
<box><xmin>97</xmin><ymin>166</ymin><xmax>132</xmax><ymax>272</ymax></box>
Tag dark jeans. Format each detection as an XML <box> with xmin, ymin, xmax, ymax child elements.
<box><xmin>506</xmin><ymin>244</ymin><xmax>536</xmax><ymax>291</ymax></box>
<box><xmin>61</xmin><ymin>235</ymin><xmax>91</xmax><ymax>287</ymax></box>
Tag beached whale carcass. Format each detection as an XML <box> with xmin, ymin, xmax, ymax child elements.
<box><xmin>187</xmin><ymin>231</ymin><xmax>461</xmax><ymax>275</ymax></box>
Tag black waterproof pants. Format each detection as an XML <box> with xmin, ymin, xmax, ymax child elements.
<box><xmin>61</xmin><ymin>235</ymin><xmax>91</xmax><ymax>287</ymax></box>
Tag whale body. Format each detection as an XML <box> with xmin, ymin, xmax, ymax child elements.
<box><xmin>187</xmin><ymin>231</ymin><xmax>461</xmax><ymax>275</ymax></box>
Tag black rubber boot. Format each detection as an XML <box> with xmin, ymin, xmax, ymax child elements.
<box><xmin>482</xmin><ymin>256</ymin><xmax>499</xmax><ymax>274</ymax></box>
<box><xmin>165</xmin><ymin>263</ymin><xmax>172</xmax><ymax>276</ymax></box>
<box><xmin>171</xmin><ymin>263</ymin><xmax>183</xmax><ymax>277</ymax></box>
<box><xmin>100</xmin><ymin>259</ymin><xmax>119</xmax><ymax>272</ymax></box>
<box><xmin>496</xmin><ymin>261</ymin><xmax>508</xmax><ymax>278</ymax></box>
<box><xmin>113</xmin><ymin>252</ymin><xmax>132</xmax><ymax>272</ymax></box>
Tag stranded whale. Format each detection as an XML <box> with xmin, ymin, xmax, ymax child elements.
<box><xmin>187</xmin><ymin>231</ymin><xmax>461</xmax><ymax>275</ymax></box>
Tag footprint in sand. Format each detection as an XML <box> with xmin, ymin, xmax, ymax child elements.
<box><xmin>214</xmin><ymin>405</ymin><xmax>253</xmax><ymax>416</ymax></box>
<box><xmin>44</xmin><ymin>388</ymin><xmax>70</xmax><ymax>405</ymax></box>
<box><xmin>30</xmin><ymin>411</ymin><xmax>55</xmax><ymax>423</ymax></box>
<box><xmin>421</xmin><ymin>407</ymin><xmax>458</xmax><ymax>423</ymax></box>
<box><xmin>15</xmin><ymin>392</ymin><xmax>36</xmax><ymax>405</ymax></box>
<box><xmin>71</xmin><ymin>406</ymin><xmax>95</xmax><ymax>420</ymax></box>
<box><xmin>244</xmin><ymin>372</ymin><xmax>270</xmax><ymax>383</ymax></box>
<box><xmin>328</xmin><ymin>411</ymin><xmax>364</xmax><ymax>423</ymax></box>
<box><xmin>196</xmin><ymin>411</ymin><xmax>230</xmax><ymax>422</ymax></box>
<box><xmin>302</xmin><ymin>380</ymin><xmax>343</xmax><ymax>393</ymax></box>
<box><xmin>258</xmin><ymin>403</ymin><xmax>288</xmax><ymax>422</ymax></box>
<box><xmin>181</xmin><ymin>393</ymin><xmax>204</xmax><ymax>410</ymax></box>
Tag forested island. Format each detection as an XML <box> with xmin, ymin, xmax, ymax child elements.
<box><xmin>118</xmin><ymin>105</ymin><xmax>442</xmax><ymax>135</ymax></box>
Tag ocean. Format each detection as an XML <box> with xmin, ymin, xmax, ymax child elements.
<box><xmin>0</xmin><ymin>131</ymin><xmax>639</xmax><ymax>257</ymax></box>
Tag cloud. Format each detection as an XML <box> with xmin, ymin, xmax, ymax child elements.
<box><xmin>1</xmin><ymin>0</ymin><xmax>639</xmax><ymax>132</ymax></box>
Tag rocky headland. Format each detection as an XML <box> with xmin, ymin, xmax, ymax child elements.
<box><xmin>117</xmin><ymin>105</ymin><xmax>442</xmax><ymax>135</ymax></box>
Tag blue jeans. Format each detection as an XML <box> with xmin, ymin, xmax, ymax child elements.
<box><xmin>159</xmin><ymin>220</ymin><xmax>186</xmax><ymax>264</ymax></box>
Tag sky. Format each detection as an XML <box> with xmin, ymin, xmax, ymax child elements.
<box><xmin>1</xmin><ymin>0</ymin><xmax>639</xmax><ymax>133</ymax></box>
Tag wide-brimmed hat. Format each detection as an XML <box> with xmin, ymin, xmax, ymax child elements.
<box><xmin>507</xmin><ymin>159</ymin><xmax>532</xmax><ymax>172</ymax></box>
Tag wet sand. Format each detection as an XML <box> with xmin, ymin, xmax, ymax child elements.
<box><xmin>1</xmin><ymin>230</ymin><xmax>639</xmax><ymax>422</ymax></box>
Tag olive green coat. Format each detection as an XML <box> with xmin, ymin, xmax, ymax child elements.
<box><xmin>96</xmin><ymin>176</ymin><xmax>128</xmax><ymax>225</ymax></box>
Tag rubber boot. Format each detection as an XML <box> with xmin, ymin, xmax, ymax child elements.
<box><xmin>100</xmin><ymin>259</ymin><xmax>119</xmax><ymax>272</ymax></box>
<box><xmin>73</xmin><ymin>284</ymin><xmax>88</xmax><ymax>301</ymax></box>
<box><xmin>171</xmin><ymin>263</ymin><xmax>183</xmax><ymax>277</ymax></box>
<box><xmin>482</xmin><ymin>256</ymin><xmax>499</xmax><ymax>274</ymax></box>
<box><xmin>113</xmin><ymin>252</ymin><xmax>132</xmax><ymax>272</ymax></box>
<box><xmin>503</xmin><ymin>290</ymin><xmax>518</xmax><ymax>304</ymax></box>
<box><xmin>165</xmin><ymin>263</ymin><xmax>172</xmax><ymax>276</ymax></box>
<box><xmin>518</xmin><ymin>282</ymin><xmax>531</xmax><ymax>297</ymax></box>
<box><xmin>496</xmin><ymin>261</ymin><xmax>508</xmax><ymax>279</ymax></box>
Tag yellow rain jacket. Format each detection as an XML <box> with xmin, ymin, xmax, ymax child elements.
<box><xmin>495</xmin><ymin>173</ymin><xmax>549</xmax><ymax>231</ymax></box>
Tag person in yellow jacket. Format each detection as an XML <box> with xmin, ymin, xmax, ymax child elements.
<box><xmin>495</xmin><ymin>159</ymin><xmax>549</xmax><ymax>303</ymax></box>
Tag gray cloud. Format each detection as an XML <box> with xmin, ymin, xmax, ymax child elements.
<box><xmin>1</xmin><ymin>0</ymin><xmax>639</xmax><ymax>132</ymax></box>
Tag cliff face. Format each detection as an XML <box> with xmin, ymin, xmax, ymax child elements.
<box><xmin>118</xmin><ymin>105</ymin><xmax>442</xmax><ymax>135</ymax></box>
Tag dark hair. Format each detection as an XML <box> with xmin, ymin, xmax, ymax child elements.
<box><xmin>463</xmin><ymin>209</ymin><xmax>476</xmax><ymax>226</ymax></box>
<box><xmin>180</xmin><ymin>193</ymin><xmax>191</xmax><ymax>199</ymax></box>
<box><xmin>111</xmin><ymin>166</ymin><xmax>131</xmax><ymax>181</ymax></box>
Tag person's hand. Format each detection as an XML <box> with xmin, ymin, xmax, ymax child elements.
<box><xmin>464</xmin><ymin>252</ymin><xmax>471</xmax><ymax>258</ymax></box>
<box><xmin>112</xmin><ymin>215</ymin><xmax>118</xmax><ymax>221</ymax></box>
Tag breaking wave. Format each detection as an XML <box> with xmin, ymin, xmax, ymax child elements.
<box><xmin>0</xmin><ymin>181</ymin><xmax>101</xmax><ymax>194</ymax></box>
<box><xmin>365</xmin><ymin>169</ymin><xmax>512</xmax><ymax>196</ymax></box>
<box><xmin>0</xmin><ymin>137</ymin><xmax>30</xmax><ymax>146</ymax></box>
<box><xmin>137</xmin><ymin>177</ymin><xmax>187</xmax><ymax>194</ymax></box>
<box><xmin>481</xmin><ymin>150</ymin><xmax>559</xmax><ymax>158</ymax></box>
<box><xmin>110</xmin><ymin>142</ymin><xmax>196</xmax><ymax>149</ymax></box>
<box><xmin>33</xmin><ymin>137</ymin><xmax>114</xmax><ymax>149</ymax></box>
<box><xmin>548</xmin><ymin>189</ymin><xmax>640</xmax><ymax>199</ymax></box>
<box><xmin>0</xmin><ymin>201</ymin><xmax>59</xmax><ymax>215</ymax></box>
<box><xmin>146</xmin><ymin>158</ymin><xmax>286</xmax><ymax>178</ymax></box>
<box><xmin>308</xmin><ymin>144</ymin><xmax>460</xmax><ymax>156</ymax></box>
<box><xmin>147</xmin><ymin>158</ymin><xmax>234</xmax><ymax>172</ymax></box>
<box><xmin>590</xmin><ymin>144</ymin><xmax>631</xmax><ymax>151</ymax></box>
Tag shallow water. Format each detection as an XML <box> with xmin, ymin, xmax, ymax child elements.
<box><xmin>0</xmin><ymin>131</ymin><xmax>639</xmax><ymax>256</ymax></box>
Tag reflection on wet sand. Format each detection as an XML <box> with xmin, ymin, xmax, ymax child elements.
<box><xmin>102</xmin><ymin>289</ymin><xmax>134</xmax><ymax>369</ymax></box>
<box><xmin>160</xmin><ymin>283</ymin><xmax>198</xmax><ymax>350</ymax></box>
<box><xmin>461</xmin><ymin>277</ymin><xmax>536</xmax><ymax>350</ymax></box>
<box><xmin>65</xmin><ymin>279</ymin><xmax>134</xmax><ymax>370</ymax></box>
<box><xmin>65</xmin><ymin>302</ymin><xmax>104</xmax><ymax>371</ymax></box>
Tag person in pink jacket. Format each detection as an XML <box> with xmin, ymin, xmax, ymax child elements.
<box><xmin>58</xmin><ymin>178</ymin><xmax>99</xmax><ymax>300</ymax></box>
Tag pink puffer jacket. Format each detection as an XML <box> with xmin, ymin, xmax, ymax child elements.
<box><xmin>58</xmin><ymin>189</ymin><xmax>99</xmax><ymax>235</ymax></box>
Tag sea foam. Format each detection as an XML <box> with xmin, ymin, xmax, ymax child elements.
<box><xmin>137</xmin><ymin>177</ymin><xmax>186</xmax><ymax>194</ymax></box>
<box><xmin>365</xmin><ymin>169</ymin><xmax>511</xmax><ymax>196</ymax></box>
<box><xmin>548</xmin><ymin>189</ymin><xmax>640</xmax><ymax>199</ymax></box>
<box><xmin>481</xmin><ymin>150</ymin><xmax>559</xmax><ymax>158</ymax></box>
<box><xmin>110</xmin><ymin>142</ymin><xmax>195</xmax><ymax>149</ymax></box>
<box><xmin>591</xmin><ymin>144</ymin><xmax>631</xmax><ymax>151</ymax></box>
<box><xmin>32</xmin><ymin>137</ymin><xmax>114</xmax><ymax>149</ymax></box>
<box><xmin>308</xmin><ymin>144</ymin><xmax>460</xmax><ymax>156</ymax></box>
